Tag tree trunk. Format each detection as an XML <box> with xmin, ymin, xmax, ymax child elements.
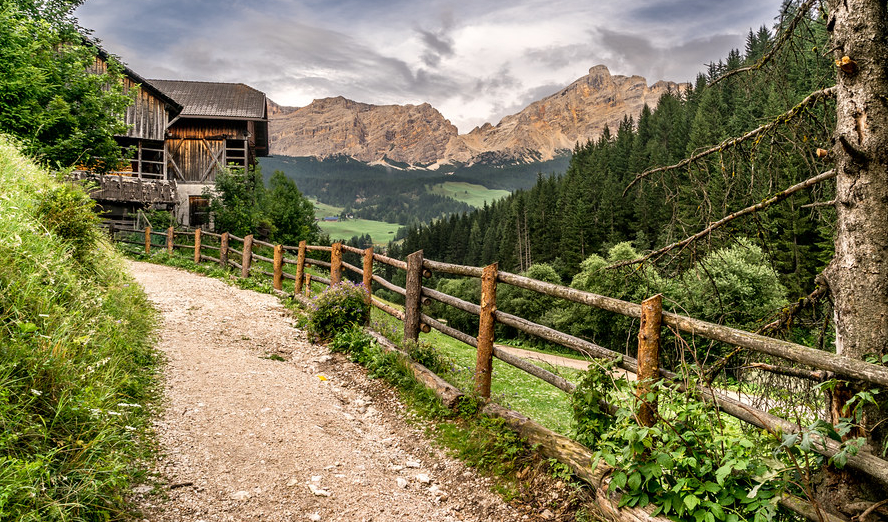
<box><xmin>822</xmin><ymin>0</ymin><xmax>888</xmax><ymax>511</ymax></box>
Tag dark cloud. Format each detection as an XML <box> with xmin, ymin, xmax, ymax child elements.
<box><xmin>597</xmin><ymin>28</ymin><xmax>744</xmax><ymax>83</ymax></box>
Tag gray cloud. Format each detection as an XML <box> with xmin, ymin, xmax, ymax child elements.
<box><xmin>76</xmin><ymin>0</ymin><xmax>783</xmax><ymax>132</ymax></box>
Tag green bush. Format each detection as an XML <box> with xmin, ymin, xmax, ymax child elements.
<box><xmin>307</xmin><ymin>281</ymin><xmax>370</xmax><ymax>341</ymax></box>
<box><xmin>571</xmin><ymin>360</ymin><xmax>782</xmax><ymax>521</ymax></box>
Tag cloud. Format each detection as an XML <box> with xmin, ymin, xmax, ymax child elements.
<box><xmin>75</xmin><ymin>0</ymin><xmax>783</xmax><ymax>132</ymax></box>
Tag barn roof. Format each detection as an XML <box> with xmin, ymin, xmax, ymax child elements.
<box><xmin>148</xmin><ymin>80</ymin><xmax>267</xmax><ymax>120</ymax></box>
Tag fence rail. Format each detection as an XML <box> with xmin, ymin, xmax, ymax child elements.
<box><xmin>110</xmin><ymin>225</ymin><xmax>888</xmax><ymax>519</ymax></box>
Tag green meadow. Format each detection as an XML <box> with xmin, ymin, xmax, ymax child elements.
<box><xmin>428</xmin><ymin>181</ymin><xmax>511</xmax><ymax>208</ymax></box>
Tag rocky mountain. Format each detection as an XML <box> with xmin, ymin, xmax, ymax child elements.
<box><xmin>268</xmin><ymin>65</ymin><xmax>683</xmax><ymax>167</ymax></box>
<box><xmin>268</xmin><ymin>97</ymin><xmax>458</xmax><ymax>166</ymax></box>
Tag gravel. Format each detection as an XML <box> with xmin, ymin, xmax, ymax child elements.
<box><xmin>129</xmin><ymin>261</ymin><xmax>534</xmax><ymax>522</ymax></box>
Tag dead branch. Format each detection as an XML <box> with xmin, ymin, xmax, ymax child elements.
<box><xmin>801</xmin><ymin>199</ymin><xmax>836</xmax><ymax>209</ymax></box>
<box><xmin>624</xmin><ymin>86</ymin><xmax>836</xmax><ymax>194</ymax></box>
<box><xmin>613</xmin><ymin>169</ymin><xmax>836</xmax><ymax>269</ymax></box>
<box><xmin>709</xmin><ymin>0</ymin><xmax>818</xmax><ymax>86</ymax></box>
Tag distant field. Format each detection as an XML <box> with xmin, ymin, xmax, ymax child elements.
<box><xmin>310</xmin><ymin>198</ymin><xmax>343</xmax><ymax>219</ymax></box>
<box><xmin>318</xmin><ymin>218</ymin><xmax>400</xmax><ymax>246</ymax></box>
<box><xmin>428</xmin><ymin>181</ymin><xmax>510</xmax><ymax>208</ymax></box>
<box><xmin>309</xmin><ymin>198</ymin><xmax>399</xmax><ymax>245</ymax></box>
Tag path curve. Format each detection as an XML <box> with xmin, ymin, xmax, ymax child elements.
<box><xmin>130</xmin><ymin>261</ymin><xmax>530</xmax><ymax>522</ymax></box>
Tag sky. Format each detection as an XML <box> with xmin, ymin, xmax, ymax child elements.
<box><xmin>76</xmin><ymin>0</ymin><xmax>781</xmax><ymax>133</ymax></box>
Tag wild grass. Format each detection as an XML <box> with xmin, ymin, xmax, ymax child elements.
<box><xmin>0</xmin><ymin>137</ymin><xmax>159</xmax><ymax>521</ymax></box>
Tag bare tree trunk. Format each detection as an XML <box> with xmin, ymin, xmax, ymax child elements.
<box><xmin>822</xmin><ymin>0</ymin><xmax>888</xmax><ymax>510</ymax></box>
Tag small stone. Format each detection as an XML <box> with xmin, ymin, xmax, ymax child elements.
<box><xmin>415</xmin><ymin>474</ymin><xmax>431</xmax><ymax>484</ymax></box>
<box><xmin>230</xmin><ymin>490</ymin><xmax>251</xmax><ymax>501</ymax></box>
<box><xmin>429</xmin><ymin>484</ymin><xmax>447</xmax><ymax>500</ymax></box>
<box><xmin>132</xmin><ymin>485</ymin><xmax>152</xmax><ymax>494</ymax></box>
<box><xmin>311</xmin><ymin>475</ymin><xmax>322</xmax><ymax>483</ymax></box>
<box><xmin>405</xmin><ymin>460</ymin><xmax>421</xmax><ymax>468</ymax></box>
<box><xmin>285</xmin><ymin>477</ymin><xmax>299</xmax><ymax>487</ymax></box>
<box><xmin>308</xmin><ymin>484</ymin><xmax>331</xmax><ymax>497</ymax></box>
<box><xmin>307</xmin><ymin>514</ymin><xmax>322</xmax><ymax>522</ymax></box>
<box><xmin>541</xmin><ymin>509</ymin><xmax>554</xmax><ymax>520</ymax></box>
<box><xmin>396</xmin><ymin>477</ymin><xmax>408</xmax><ymax>488</ymax></box>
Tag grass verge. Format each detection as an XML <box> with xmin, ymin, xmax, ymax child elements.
<box><xmin>0</xmin><ymin>137</ymin><xmax>160</xmax><ymax>521</ymax></box>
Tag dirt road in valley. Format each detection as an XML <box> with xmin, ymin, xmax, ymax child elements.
<box><xmin>129</xmin><ymin>261</ymin><xmax>538</xmax><ymax>522</ymax></box>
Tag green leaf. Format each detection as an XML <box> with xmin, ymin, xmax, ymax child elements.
<box><xmin>627</xmin><ymin>471</ymin><xmax>642</xmax><ymax>490</ymax></box>
<box><xmin>684</xmin><ymin>494</ymin><xmax>700</xmax><ymax>511</ymax></box>
<box><xmin>715</xmin><ymin>464</ymin><xmax>731</xmax><ymax>485</ymax></box>
<box><xmin>611</xmin><ymin>471</ymin><xmax>627</xmax><ymax>490</ymax></box>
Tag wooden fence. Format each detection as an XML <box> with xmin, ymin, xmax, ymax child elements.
<box><xmin>112</xmin><ymin>225</ymin><xmax>887</xmax><ymax>522</ymax></box>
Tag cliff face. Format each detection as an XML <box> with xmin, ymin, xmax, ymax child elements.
<box><xmin>268</xmin><ymin>96</ymin><xmax>458</xmax><ymax>166</ymax></box>
<box><xmin>268</xmin><ymin>65</ymin><xmax>683</xmax><ymax>166</ymax></box>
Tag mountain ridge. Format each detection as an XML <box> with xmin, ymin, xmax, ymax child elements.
<box><xmin>268</xmin><ymin>65</ymin><xmax>685</xmax><ymax>167</ymax></box>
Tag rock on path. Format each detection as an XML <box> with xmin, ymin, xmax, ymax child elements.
<box><xmin>129</xmin><ymin>261</ymin><xmax>526</xmax><ymax>522</ymax></box>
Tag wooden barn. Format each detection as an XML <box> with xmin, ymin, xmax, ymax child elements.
<box><xmin>147</xmin><ymin>80</ymin><xmax>269</xmax><ymax>226</ymax></box>
<box><xmin>75</xmin><ymin>48</ymin><xmax>269</xmax><ymax>227</ymax></box>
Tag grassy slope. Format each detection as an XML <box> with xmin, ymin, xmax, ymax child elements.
<box><xmin>370</xmin><ymin>308</ymin><xmax>581</xmax><ymax>434</ymax></box>
<box><xmin>428</xmin><ymin>181</ymin><xmax>510</xmax><ymax>208</ymax></box>
<box><xmin>0</xmin><ymin>137</ymin><xmax>158</xmax><ymax>521</ymax></box>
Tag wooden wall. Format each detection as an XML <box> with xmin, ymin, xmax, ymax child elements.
<box><xmin>122</xmin><ymin>77</ymin><xmax>169</xmax><ymax>141</ymax></box>
<box><xmin>93</xmin><ymin>57</ymin><xmax>170</xmax><ymax>142</ymax></box>
<box><xmin>167</xmin><ymin>119</ymin><xmax>253</xmax><ymax>183</ymax></box>
<box><xmin>167</xmin><ymin>138</ymin><xmax>225</xmax><ymax>183</ymax></box>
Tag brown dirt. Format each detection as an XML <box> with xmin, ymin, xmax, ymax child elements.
<box><xmin>129</xmin><ymin>261</ymin><xmax>583</xmax><ymax>522</ymax></box>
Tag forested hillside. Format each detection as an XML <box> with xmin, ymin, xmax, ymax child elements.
<box><xmin>395</xmin><ymin>19</ymin><xmax>834</xmax><ymax>304</ymax></box>
<box><xmin>260</xmin><ymin>154</ymin><xmax>570</xmax><ymax>225</ymax></box>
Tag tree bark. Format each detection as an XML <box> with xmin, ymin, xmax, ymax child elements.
<box><xmin>822</xmin><ymin>0</ymin><xmax>888</xmax><ymax>510</ymax></box>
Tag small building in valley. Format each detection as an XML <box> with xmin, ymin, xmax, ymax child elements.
<box><xmin>75</xmin><ymin>50</ymin><xmax>268</xmax><ymax>227</ymax></box>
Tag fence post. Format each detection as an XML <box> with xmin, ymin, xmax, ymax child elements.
<box><xmin>303</xmin><ymin>273</ymin><xmax>312</xmax><ymax>297</ymax></box>
<box><xmin>363</xmin><ymin>247</ymin><xmax>373</xmax><ymax>325</ymax></box>
<box><xmin>403</xmin><ymin>250</ymin><xmax>424</xmax><ymax>342</ymax></box>
<box><xmin>273</xmin><ymin>244</ymin><xmax>283</xmax><ymax>290</ymax></box>
<box><xmin>331</xmin><ymin>242</ymin><xmax>342</xmax><ymax>285</ymax></box>
<box><xmin>475</xmin><ymin>262</ymin><xmax>498</xmax><ymax>399</ymax></box>
<box><xmin>636</xmin><ymin>294</ymin><xmax>663</xmax><ymax>427</ymax></box>
<box><xmin>144</xmin><ymin>226</ymin><xmax>151</xmax><ymax>254</ymax></box>
<box><xmin>294</xmin><ymin>240</ymin><xmax>307</xmax><ymax>296</ymax></box>
<box><xmin>193</xmin><ymin>228</ymin><xmax>201</xmax><ymax>264</ymax></box>
<box><xmin>220</xmin><ymin>232</ymin><xmax>229</xmax><ymax>268</ymax></box>
<box><xmin>166</xmin><ymin>226</ymin><xmax>174</xmax><ymax>254</ymax></box>
<box><xmin>241</xmin><ymin>234</ymin><xmax>253</xmax><ymax>279</ymax></box>
<box><xmin>108</xmin><ymin>222</ymin><xmax>116</xmax><ymax>240</ymax></box>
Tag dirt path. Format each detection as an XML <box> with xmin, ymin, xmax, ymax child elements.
<box><xmin>130</xmin><ymin>261</ymin><xmax>532</xmax><ymax>522</ymax></box>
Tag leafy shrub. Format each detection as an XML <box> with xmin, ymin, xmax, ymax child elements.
<box><xmin>307</xmin><ymin>281</ymin><xmax>370</xmax><ymax>340</ymax></box>
<box><xmin>571</xmin><ymin>359</ymin><xmax>783</xmax><ymax>521</ymax></box>
<box><xmin>669</xmin><ymin>238</ymin><xmax>788</xmax><ymax>330</ymax></box>
<box><xmin>33</xmin><ymin>181</ymin><xmax>101</xmax><ymax>266</ymax></box>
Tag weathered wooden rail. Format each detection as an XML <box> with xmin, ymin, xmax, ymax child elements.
<box><xmin>113</xmin><ymin>226</ymin><xmax>886</xmax><ymax>522</ymax></box>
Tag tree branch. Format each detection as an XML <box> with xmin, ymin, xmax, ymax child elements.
<box><xmin>624</xmin><ymin>86</ymin><xmax>836</xmax><ymax>194</ymax></box>
<box><xmin>709</xmin><ymin>0</ymin><xmax>818</xmax><ymax>87</ymax></box>
<box><xmin>613</xmin><ymin>169</ymin><xmax>837</xmax><ymax>269</ymax></box>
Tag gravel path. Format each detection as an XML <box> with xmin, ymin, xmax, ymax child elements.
<box><xmin>129</xmin><ymin>261</ymin><xmax>532</xmax><ymax>522</ymax></box>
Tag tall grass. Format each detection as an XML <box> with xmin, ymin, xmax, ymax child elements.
<box><xmin>0</xmin><ymin>137</ymin><xmax>159</xmax><ymax>521</ymax></box>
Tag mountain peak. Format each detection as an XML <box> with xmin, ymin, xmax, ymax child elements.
<box><xmin>268</xmin><ymin>65</ymin><xmax>685</xmax><ymax>167</ymax></box>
